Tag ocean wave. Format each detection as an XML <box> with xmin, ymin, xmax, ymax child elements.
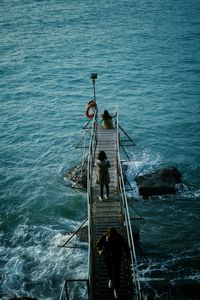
<box><xmin>0</xmin><ymin>222</ymin><xmax>88</xmax><ymax>300</ymax></box>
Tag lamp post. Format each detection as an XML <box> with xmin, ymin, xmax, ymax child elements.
<box><xmin>90</xmin><ymin>73</ymin><xmax>97</xmax><ymax>103</ymax></box>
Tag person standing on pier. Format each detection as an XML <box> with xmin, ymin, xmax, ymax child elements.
<box><xmin>97</xmin><ymin>227</ymin><xmax>131</xmax><ymax>299</ymax></box>
<box><xmin>96</xmin><ymin>150</ymin><xmax>110</xmax><ymax>201</ymax></box>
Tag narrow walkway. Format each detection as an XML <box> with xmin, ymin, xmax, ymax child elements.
<box><xmin>89</xmin><ymin>127</ymin><xmax>134</xmax><ymax>300</ymax></box>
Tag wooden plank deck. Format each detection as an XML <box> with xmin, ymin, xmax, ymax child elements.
<box><xmin>89</xmin><ymin>127</ymin><xmax>134</xmax><ymax>300</ymax></box>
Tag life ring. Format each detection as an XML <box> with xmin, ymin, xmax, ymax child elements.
<box><xmin>85</xmin><ymin>100</ymin><xmax>96</xmax><ymax>119</ymax></box>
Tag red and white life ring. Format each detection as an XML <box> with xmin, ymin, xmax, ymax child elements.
<box><xmin>85</xmin><ymin>100</ymin><xmax>96</xmax><ymax>119</ymax></box>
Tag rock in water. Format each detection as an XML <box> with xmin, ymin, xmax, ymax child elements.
<box><xmin>135</xmin><ymin>167</ymin><xmax>182</xmax><ymax>198</ymax></box>
<box><xmin>65</xmin><ymin>161</ymin><xmax>87</xmax><ymax>190</ymax></box>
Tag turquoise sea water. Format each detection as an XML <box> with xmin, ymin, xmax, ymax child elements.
<box><xmin>0</xmin><ymin>0</ymin><xmax>200</xmax><ymax>299</ymax></box>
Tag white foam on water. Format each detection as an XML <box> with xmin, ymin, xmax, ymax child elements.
<box><xmin>176</xmin><ymin>183</ymin><xmax>200</xmax><ymax>199</ymax></box>
<box><xmin>138</xmin><ymin>249</ymin><xmax>200</xmax><ymax>287</ymax></box>
<box><xmin>0</xmin><ymin>221</ymin><xmax>88</xmax><ymax>300</ymax></box>
<box><xmin>124</xmin><ymin>148</ymin><xmax>162</xmax><ymax>198</ymax></box>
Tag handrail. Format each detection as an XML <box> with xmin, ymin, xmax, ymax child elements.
<box><xmin>59</xmin><ymin>281</ymin><xmax>65</xmax><ymax>300</ymax></box>
<box><xmin>115</xmin><ymin>108</ymin><xmax>142</xmax><ymax>300</ymax></box>
<box><xmin>87</xmin><ymin>110</ymin><xmax>98</xmax><ymax>299</ymax></box>
<box><xmin>59</xmin><ymin>112</ymin><xmax>98</xmax><ymax>300</ymax></box>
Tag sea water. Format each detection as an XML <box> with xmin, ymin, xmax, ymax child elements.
<box><xmin>0</xmin><ymin>0</ymin><xmax>200</xmax><ymax>299</ymax></box>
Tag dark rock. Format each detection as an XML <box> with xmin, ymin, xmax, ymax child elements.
<box><xmin>135</xmin><ymin>167</ymin><xmax>182</xmax><ymax>198</ymax></box>
<box><xmin>138</xmin><ymin>186</ymin><xmax>176</xmax><ymax>198</ymax></box>
<box><xmin>65</xmin><ymin>161</ymin><xmax>87</xmax><ymax>190</ymax></box>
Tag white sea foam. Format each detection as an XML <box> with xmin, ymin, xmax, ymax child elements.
<box><xmin>0</xmin><ymin>222</ymin><xmax>88</xmax><ymax>299</ymax></box>
<box><xmin>123</xmin><ymin>148</ymin><xmax>162</xmax><ymax>199</ymax></box>
<box><xmin>176</xmin><ymin>183</ymin><xmax>200</xmax><ymax>198</ymax></box>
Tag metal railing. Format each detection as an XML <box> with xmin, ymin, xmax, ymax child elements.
<box><xmin>59</xmin><ymin>112</ymin><xmax>98</xmax><ymax>300</ymax></box>
<box><xmin>87</xmin><ymin>110</ymin><xmax>98</xmax><ymax>299</ymax></box>
<box><xmin>115</xmin><ymin>109</ymin><xmax>142</xmax><ymax>300</ymax></box>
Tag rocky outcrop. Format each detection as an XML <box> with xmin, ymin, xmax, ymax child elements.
<box><xmin>65</xmin><ymin>161</ymin><xmax>87</xmax><ymax>190</ymax></box>
<box><xmin>135</xmin><ymin>167</ymin><xmax>182</xmax><ymax>198</ymax></box>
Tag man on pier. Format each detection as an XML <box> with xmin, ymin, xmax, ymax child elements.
<box><xmin>97</xmin><ymin>227</ymin><xmax>131</xmax><ymax>299</ymax></box>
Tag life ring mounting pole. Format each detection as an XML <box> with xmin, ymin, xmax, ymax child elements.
<box><xmin>90</xmin><ymin>73</ymin><xmax>97</xmax><ymax>103</ymax></box>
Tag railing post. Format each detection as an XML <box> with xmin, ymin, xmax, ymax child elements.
<box><xmin>87</xmin><ymin>279</ymin><xmax>91</xmax><ymax>300</ymax></box>
<box><xmin>90</xmin><ymin>73</ymin><xmax>97</xmax><ymax>100</ymax></box>
<box><xmin>65</xmin><ymin>281</ymin><xmax>69</xmax><ymax>300</ymax></box>
<box><xmin>86</xmin><ymin>109</ymin><xmax>98</xmax><ymax>300</ymax></box>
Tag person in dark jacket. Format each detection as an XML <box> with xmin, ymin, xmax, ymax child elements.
<box><xmin>96</xmin><ymin>150</ymin><xmax>110</xmax><ymax>201</ymax></box>
<box><xmin>97</xmin><ymin>227</ymin><xmax>131</xmax><ymax>299</ymax></box>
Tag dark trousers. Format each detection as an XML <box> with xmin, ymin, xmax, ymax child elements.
<box><xmin>100</xmin><ymin>184</ymin><xmax>109</xmax><ymax>198</ymax></box>
<box><xmin>104</xmin><ymin>254</ymin><xmax>122</xmax><ymax>289</ymax></box>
